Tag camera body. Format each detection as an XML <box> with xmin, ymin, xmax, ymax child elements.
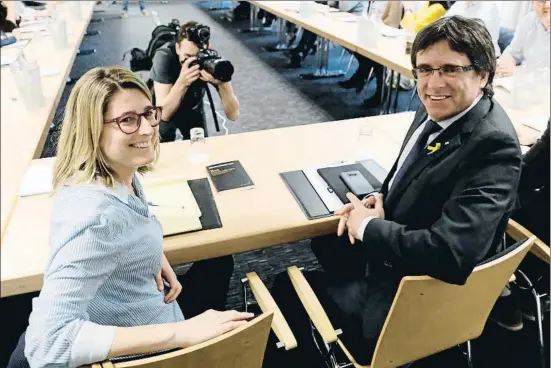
<box><xmin>183</xmin><ymin>23</ymin><xmax>234</xmax><ymax>82</ymax></box>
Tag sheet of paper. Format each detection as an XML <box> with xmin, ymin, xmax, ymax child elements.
<box><xmin>522</xmin><ymin>115</ymin><xmax>548</xmax><ymax>133</ymax></box>
<box><xmin>380</xmin><ymin>24</ymin><xmax>408</xmax><ymax>37</ymax></box>
<box><xmin>19</xmin><ymin>24</ymin><xmax>48</xmax><ymax>33</ymax></box>
<box><xmin>40</xmin><ymin>67</ymin><xmax>60</xmax><ymax>77</ymax></box>
<box><xmin>0</xmin><ymin>54</ymin><xmax>18</xmax><ymax>66</ymax></box>
<box><xmin>19</xmin><ymin>164</ymin><xmax>53</xmax><ymax>197</ymax></box>
<box><xmin>494</xmin><ymin>76</ymin><xmax>514</xmax><ymax>93</ymax></box>
<box><xmin>143</xmin><ymin>180</ymin><xmax>202</xmax><ymax>217</ymax></box>
<box><xmin>19</xmin><ymin>19</ymin><xmax>49</xmax><ymax>27</ymax></box>
<box><xmin>149</xmin><ymin>205</ymin><xmax>202</xmax><ymax>236</ymax></box>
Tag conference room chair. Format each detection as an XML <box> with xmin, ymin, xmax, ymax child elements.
<box><xmin>90</xmin><ymin>312</ymin><xmax>274</xmax><ymax>368</ymax></box>
<box><xmin>285</xmin><ymin>223</ymin><xmax>537</xmax><ymax>367</ymax></box>
<box><xmin>504</xmin><ymin>219</ymin><xmax>550</xmax><ymax>368</ymax></box>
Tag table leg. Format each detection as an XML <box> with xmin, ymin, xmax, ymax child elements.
<box><xmin>240</xmin><ymin>4</ymin><xmax>271</xmax><ymax>33</ymax></box>
<box><xmin>299</xmin><ymin>38</ymin><xmax>345</xmax><ymax>80</ymax></box>
<box><xmin>262</xmin><ymin>19</ymin><xmax>292</xmax><ymax>52</ymax></box>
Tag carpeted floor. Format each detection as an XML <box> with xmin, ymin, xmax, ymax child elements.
<box><xmin>1</xmin><ymin>2</ymin><xmax>543</xmax><ymax>368</ymax></box>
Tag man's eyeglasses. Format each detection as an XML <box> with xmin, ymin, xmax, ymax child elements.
<box><xmin>104</xmin><ymin>106</ymin><xmax>163</xmax><ymax>134</ymax></box>
<box><xmin>412</xmin><ymin>65</ymin><xmax>476</xmax><ymax>80</ymax></box>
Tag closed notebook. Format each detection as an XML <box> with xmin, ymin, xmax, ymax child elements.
<box><xmin>206</xmin><ymin>160</ymin><xmax>254</xmax><ymax>193</ymax></box>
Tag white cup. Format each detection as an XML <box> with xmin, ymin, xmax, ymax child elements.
<box><xmin>357</xmin><ymin>16</ymin><xmax>378</xmax><ymax>49</ymax></box>
<box><xmin>299</xmin><ymin>1</ymin><xmax>315</xmax><ymax>18</ymax></box>
<box><xmin>51</xmin><ymin>18</ymin><xmax>68</xmax><ymax>49</ymax></box>
<box><xmin>11</xmin><ymin>60</ymin><xmax>44</xmax><ymax>111</ymax></box>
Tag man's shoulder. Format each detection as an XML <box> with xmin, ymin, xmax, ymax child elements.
<box><xmin>477</xmin><ymin>98</ymin><xmax>517</xmax><ymax>140</ymax></box>
<box><xmin>150</xmin><ymin>44</ymin><xmax>179</xmax><ymax>84</ymax></box>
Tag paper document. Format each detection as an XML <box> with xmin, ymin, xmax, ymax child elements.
<box><xmin>143</xmin><ymin>179</ymin><xmax>202</xmax><ymax>217</ymax></box>
<box><xmin>19</xmin><ymin>163</ymin><xmax>53</xmax><ymax>197</ymax></box>
<box><xmin>494</xmin><ymin>76</ymin><xmax>513</xmax><ymax>93</ymax></box>
<box><xmin>303</xmin><ymin>162</ymin><xmax>354</xmax><ymax>212</ymax></box>
<box><xmin>40</xmin><ymin>67</ymin><xmax>60</xmax><ymax>77</ymax></box>
<box><xmin>380</xmin><ymin>24</ymin><xmax>408</xmax><ymax>37</ymax></box>
<box><xmin>0</xmin><ymin>54</ymin><xmax>18</xmax><ymax>66</ymax></box>
<box><xmin>19</xmin><ymin>24</ymin><xmax>48</xmax><ymax>33</ymax></box>
<box><xmin>149</xmin><ymin>206</ymin><xmax>202</xmax><ymax>236</ymax></box>
<box><xmin>522</xmin><ymin>115</ymin><xmax>549</xmax><ymax>133</ymax></box>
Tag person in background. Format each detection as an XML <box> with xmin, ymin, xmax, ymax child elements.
<box><xmin>121</xmin><ymin>0</ymin><xmax>148</xmax><ymax>18</ymax></box>
<box><xmin>0</xmin><ymin>29</ymin><xmax>17</xmax><ymax>46</ymax></box>
<box><xmin>7</xmin><ymin>66</ymin><xmax>247</xmax><ymax>368</ymax></box>
<box><xmin>151</xmin><ymin>20</ymin><xmax>240</xmax><ymax>142</ymax></box>
<box><xmin>0</xmin><ymin>1</ymin><xmax>21</xmax><ymax>32</ymax></box>
<box><xmin>287</xmin><ymin>1</ymin><xmax>366</xmax><ymax>68</ymax></box>
<box><xmin>445</xmin><ymin>1</ymin><xmax>501</xmax><ymax>56</ymax></box>
<box><xmin>497</xmin><ymin>0</ymin><xmax>550</xmax><ymax>77</ymax></box>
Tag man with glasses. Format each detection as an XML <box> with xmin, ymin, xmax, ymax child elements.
<box><xmin>268</xmin><ymin>16</ymin><xmax>522</xmax><ymax>367</ymax></box>
<box><xmin>497</xmin><ymin>0</ymin><xmax>550</xmax><ymax>77</ymax></box>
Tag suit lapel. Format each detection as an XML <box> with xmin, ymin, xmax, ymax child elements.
<box><xmin>384</xmin><ymin>96</ymin><xmax>493</xmax><ymax>205</ymax></box>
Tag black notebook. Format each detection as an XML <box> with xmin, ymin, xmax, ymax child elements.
<box><xmin>317</xmin><ymin>163</ymin><xmax>383</xmax><ymax>204</ymax></box>
<box><xmin>206</xmin><ymin>160</ymin><xmax>254</xmax><ymax>193</ymax></box>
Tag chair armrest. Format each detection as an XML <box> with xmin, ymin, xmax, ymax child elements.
<box><xmin>90</xmin><ymin>364</ymin><xmax>103</xmax><ymax>368</ymax></box>
<box><xmin>507</xmin><ymin>219</ymin><xmax>550</xmax><ymax>264</ymax></box>
<box><xmin>246</xmin><ymin>272</ymin><xmax>298</xmax><ymax>350</ymax></box>
<box><xmin>286</xmin><ymin>266</ymin><xmax>338</xmax><ymax>344</ymax></box>
<box><xmin>100</xmin><ymin>362</ymin><xmax>114</xmax><ymax>368</ymax></box>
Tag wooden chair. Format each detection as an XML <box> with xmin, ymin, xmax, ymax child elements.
<box><xmin>94</xmin><ymin>312</ymin><xmax>273</xmax><ymax>368</ymax></box>
<box><xmin>287</xmin><ymin>231</ymin><xmax>537</xmax><ymax>367</ymax></box>
<box><xmin>508</xmin><ymin>219</ymin><xmax>550</xmax><ymax>264</ymax></box>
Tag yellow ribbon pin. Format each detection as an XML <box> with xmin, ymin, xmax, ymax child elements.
<box><xmin>427</xmin><ymin>142</ymin><xmax>441</xmax><ymax>154</ymax></box>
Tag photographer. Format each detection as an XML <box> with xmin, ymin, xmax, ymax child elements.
<box><xmin>151</xmin><ymin>21</ymin><xmax>240</xmax><ymax>142</ymax></box>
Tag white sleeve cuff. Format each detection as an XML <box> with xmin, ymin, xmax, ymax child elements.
<box><xmin>70</xmin><ymin>321</ymin><xmax>116</xmax><ymax>368</ymax></box>
<box><xmin>356</xmin><ymin>216</ymin><xmax>375</xmax><ymax>242</ymax></box>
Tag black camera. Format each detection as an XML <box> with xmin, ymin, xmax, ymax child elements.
<box><xmin>182</xmin><ymin>24</ymin><xmax>234</xmax><ymax>82</ymax></box>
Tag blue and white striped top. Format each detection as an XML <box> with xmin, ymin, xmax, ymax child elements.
<box><xmin>24</xmin><ymin>175</ymin><xmax>184</xmax><ymax>368</ymax></box>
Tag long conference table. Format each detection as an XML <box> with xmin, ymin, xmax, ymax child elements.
<box><xmin>2</xmin><ymin>110</ymin><xmax>549</xmax><ymax>298</ymax></box>
<box><xmin>0</xmin><ymin>1</ymin><xmax>96</xmax><ymax>241</ymax></box>
<box><xmin>248</xmin><ymin>1</ymin><xmax>550</xmax><ymax>130</ymax></box>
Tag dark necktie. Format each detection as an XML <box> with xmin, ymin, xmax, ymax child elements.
<box><xmin>392</xmin><ymin>120</ymin><xmax>442</xmax><ymax>188</ymax></box>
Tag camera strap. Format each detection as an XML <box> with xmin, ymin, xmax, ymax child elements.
<box><xmin>205</xmin><ymin>84</ymin><xmax>221</xmax><ymax>133</ymax></box>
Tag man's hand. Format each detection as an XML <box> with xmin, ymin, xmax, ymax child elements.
<box><xmin>496</xmin><ymin>56</ymin><xmax>516</xmax><ymax>78</ymax></box>
<box><xmin>199</xmin><ymin>69</ymin><xmax>223</xmax><ymax>86</ymax></box>
<box><xmin>174</xmin><ymin>309</ymin><xmax>254</xmax><ymax>347</ymax></box>
<box><xmin>336</xmin><ymin>193</ymin><xmax>385</xmax><ymax>244</ymax></box>
<box><xmin>155</xmin><ymin>254</ymin><xmax>182</xmax><ymax>304</ymax></box>
<box><xmin>177</xmin><ymin>57</ymin><xmax>201</xmax><ymax>89</ymax></box>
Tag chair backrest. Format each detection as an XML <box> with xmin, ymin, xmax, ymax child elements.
<box><xmin>102</xmin><ymin>313</ymin><xmax>273</xmax><ymax>368</ymax></box>
<box><xmin>370</xmin><ymin>236</ymin><xmax>536</xmax><ymax>368</ymax></box>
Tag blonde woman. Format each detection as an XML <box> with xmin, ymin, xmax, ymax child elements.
<box><xmin>8</xmin><ymin>66</ymin><xmax>248</xmax><ymax>368</ymax></box>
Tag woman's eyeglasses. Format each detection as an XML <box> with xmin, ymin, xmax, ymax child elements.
<box><xmin>104</xmin><ymin>106</ymin><xmax>163</xmax><ymax>134</ymax></box>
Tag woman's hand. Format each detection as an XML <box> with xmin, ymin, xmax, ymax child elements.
<box><xmin>155</xmin><ymin>254</ymin><xmax>182</xmax><ymax>303</ymax></box>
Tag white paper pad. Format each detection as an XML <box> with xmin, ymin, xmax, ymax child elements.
<box><xmin>40</xmin><ymin>67</ymin><xmax>60</xmax><ymax>77</ymax></box>
<box><xmin>494</xmin><ymin>76</ymin><xmax>514</xmax><ymax>93</ymax></box>
<box><xmin>2</xmin><ymin>40</ymin><xmax>30</xmax><ymax>49</ymax></box>
<box><xmin>1</xmin><ymin>54</ymin><xmax>18</xmax><ymax>66</ymax></box>
<box><xmin>19</xmin><ymin>164</ymin><xmax>53</xmax><ymax>197</ymax></box>
<box><xmin>19</xmin><ymin>24</ymin><xmax>48</xmax><ymax>33</ymax></box>
<box><xmin>522</xmin><ymin>115</ymin><xmax>549</xmax><ymax>133</ymax></box>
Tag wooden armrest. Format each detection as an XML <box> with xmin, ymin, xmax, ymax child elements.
<box><xmin>286</xmin><ymin>266</ymin><xmax>338</xmax><ymax>344</ymax></box>
<box><xmin>90</xmin><ymin>363</ymin><xmax>103</xmax><ymax>368</ymax></box>
<box><xmin>100</xmin><ymin>362</ymin><xmax>114</xmax><ymax>368</ymax></box>
<box><xmin>507</xmin><ymin>219</ymin><xmax>550</xmax><ymax>264</ymax></box>
<box><xmin>246</xmin><ymin>272</ymin><xmax>298</xmax><ymax>350</ymax></box>
<box><xmin>509</xmin><ymin>274</ymin><xmax>517</xmax><ymax>283</ymax></box>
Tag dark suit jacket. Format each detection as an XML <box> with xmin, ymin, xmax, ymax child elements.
<box><xmin>364</xmin><ymin>95</ymin><xmax>523</xmax><ymax>285</ymax></box>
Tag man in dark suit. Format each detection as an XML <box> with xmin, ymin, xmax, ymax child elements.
<box><xmin>266</xmin><ymin>16</ymin><xmax>522</xmax><ymax>367</ymax></box>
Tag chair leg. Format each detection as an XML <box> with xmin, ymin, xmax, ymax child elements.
<box><xmin>466</xmin><ymin>340</ymin><xmax>474</xmax><ymax>368</ymax></box>
<box><xmin>533</xmin><ymin>289</ymin><xmax>546</xmax><ymax>368</ymax></box>
<box><xmin>407</xmin><ymin>83</ymin><xmax>418</xmax><ymax>111</ymax></box>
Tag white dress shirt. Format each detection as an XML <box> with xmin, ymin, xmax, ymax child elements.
<box><xmin>502</xmin><ymin>11</ymin><xmax>551</xmax><ymax>67</ymax></box>
<box><xmin>355</xmin><ymin>94</ymin><xmax>484</xmax><ymax>241</ymax></box>
<box><xmin>445</xmin><ymin>1</ymin><xmax>502</xmax><ymax>57</ymax></box>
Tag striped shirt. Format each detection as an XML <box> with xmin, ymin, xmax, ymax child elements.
<box><xmin>24</xmin><ymin>175</ymin><xmax>184</xmax><ymax>368</ymax></box>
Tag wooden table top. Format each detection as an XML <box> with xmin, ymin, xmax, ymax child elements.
<box><xmin>0</xmin><ymin>1</ymin><xmax>95</xmax><ymax>241</ymax></box>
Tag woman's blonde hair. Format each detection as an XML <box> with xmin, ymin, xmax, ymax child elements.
<box><xmin>53</xmin><ymin>66</ymin><xmax>160</xmax><ymax>191</ymax></box>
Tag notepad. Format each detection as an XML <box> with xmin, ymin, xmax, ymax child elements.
<box><xmin>143</xmin><ymin>180</ymin><xmax>202</xmax><ymax>217</ymax></box>
<box><xmin>149</xmin><ymin>205</ymin><xmax>202</xmax><ymax>236</ymax></box>
<box><xmin>19</xmin><ymin>163</ymin><xmax>53</xmax><ymax>196</ymax></box>
<box><xmin>494</xmin><ymin>76</ymin><xmax>514</xmax><ymax>93</ymax></box>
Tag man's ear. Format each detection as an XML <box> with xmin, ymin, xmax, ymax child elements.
<box><xmin>478</xmin><ymin>71</ymin><xmax>489</xmax><ymax>89</ymax></box>
<box><xmin>175</xmin><ymin>41</ymin><xmax>180</xmax><ymax>55</ymax></box>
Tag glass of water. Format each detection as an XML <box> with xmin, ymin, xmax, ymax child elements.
<box><xmin>11</xmin><ymin>59</ymin><xmax>44</xmax><ymax>111</ymax></box>
<box><xmin>354</xmin><ymin>124</ymin><xmax>374</xmax><ymax>160</ymax></box>
<box><xmin>188</xmin><ymin>127</ymin><xmax>209</xmax><ymax>164</ymax></box>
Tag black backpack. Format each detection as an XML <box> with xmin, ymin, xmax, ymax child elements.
<box><xmin>123</xmin><ymin>19</ymin><xmax>180</xmax><ymax>72</ymax></box>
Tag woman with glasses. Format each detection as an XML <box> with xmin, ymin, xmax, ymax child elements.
<box><xmin>8</xmin><ymin>66</ymin><xmax>250</xmax><ymax>368</ymax></box>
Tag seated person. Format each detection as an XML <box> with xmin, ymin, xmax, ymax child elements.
<box><xmin>151</xmin><ymin>21</ymin><xmax>240</xmax><ymax>142</ymax></box>
<box><xmin>0</xmin><ymin>1</ymin><xmax>21</xmax><ymax>32</ymax></box>
<box><xmin>497</xmin><ymin>0</ymin><xmax>550</xmax><ymax>77</ymax></box>
<box><xmin>269</xmin><ymin>15</ymin><xmax>522</xmax><ymax>367</ymax></box>
<box><xmin>287</xmin><ymin>1</ymin><xmax>366</xmax><ymax>68</ymax></box>
<box><xmin>338</xmin><ymin>1</ymin><xmax>403</xmax><ymax>107</ymax></box>
<box><xmin>0</xmin><ymin>29</ymin><xmax>17</xmax><ymax>46</ymax></box>
<box><xmin>445</xmin><ymin>0</ymin><xmax>501</xmax><ymax>56</ymax></box>
<box><xmin>8</xmin><ymin>66</ymin><xmax>250</xmax><ymax>368</ymax></box>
